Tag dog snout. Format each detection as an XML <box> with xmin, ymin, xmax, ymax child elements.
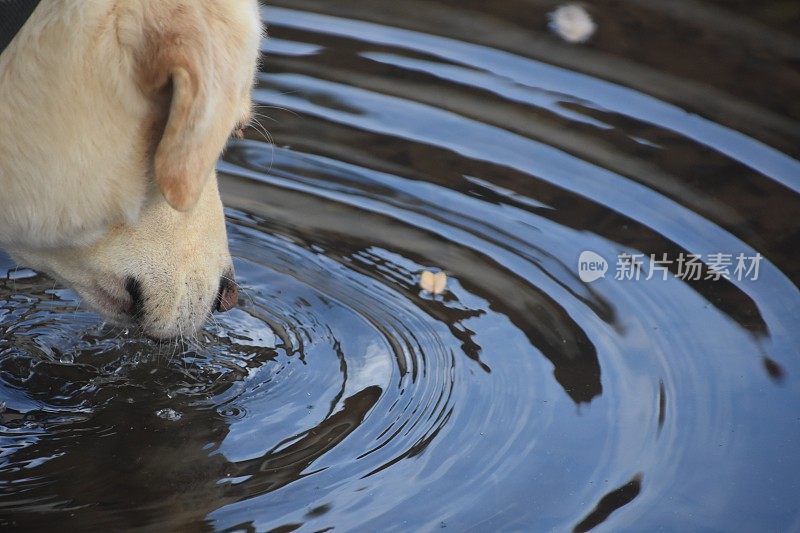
<box><xmin>215</xmin><ymin>271</ymin><xmax>238</xmax><ymax>313</ymax></box>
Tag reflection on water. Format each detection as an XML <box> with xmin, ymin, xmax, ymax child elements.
<box><xmin>2</xmin><ymin>0</ymin><xmax>800</xmax><ymax>530</ymax></box>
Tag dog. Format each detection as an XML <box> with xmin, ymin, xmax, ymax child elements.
<box><xmin>0</xmin><ymin>1</ymin><xmax>262</xmax><ymax>338</ymax></box>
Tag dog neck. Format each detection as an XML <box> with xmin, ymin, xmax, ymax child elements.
<box><xmin>0</xmin><ymin>0</ymin><xmax>41</xmax><ymax>55</ymax></box>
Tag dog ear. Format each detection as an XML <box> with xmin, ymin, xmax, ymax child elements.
<box><xmin>141</xmin><ymin>11</ymin><xmax>234</xmax><ymax>212</ymax></box>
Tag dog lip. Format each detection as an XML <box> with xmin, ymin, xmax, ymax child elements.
<box><xmin>77</xmin><ymin>281</ymin><xmax>134</xmax><ymax>319</ymax></box>
<box><xmin>124</xmin><ymin>277</ymin><xmax>144</xmax><ymax>320</ymax></box>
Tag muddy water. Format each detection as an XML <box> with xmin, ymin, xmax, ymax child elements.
<box><xmin>2</xmin><ymin>1</ymin><xmax>800</xmax><ymax>531</ymax></box>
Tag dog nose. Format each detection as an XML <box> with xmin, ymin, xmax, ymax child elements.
<box><xmin>215</xmin><ymin>273</ymin><xmax>238</xmax><ymax>312</ymax></box>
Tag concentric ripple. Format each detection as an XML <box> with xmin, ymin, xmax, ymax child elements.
<box><xmin>2</xmin><ymin>1</ymin><xmax>800</xmax><ymax>530</ymax></box>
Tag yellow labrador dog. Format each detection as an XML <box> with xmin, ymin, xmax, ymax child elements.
<box><xmin>0</xmin><ymin>1</ymin><xmax>262</xmax><ymax>338</ymax></box>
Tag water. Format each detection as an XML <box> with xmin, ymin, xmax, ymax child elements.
<box><xmin>2</xmin><ymin>1</ymin><xmax>800</xmax><ymax>530</ymax></box>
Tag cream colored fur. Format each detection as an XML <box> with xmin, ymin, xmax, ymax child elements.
<box><xmin>0</xmin><ymin>0</ymin><xmax>262</xmax><ymax>338</ymax></box>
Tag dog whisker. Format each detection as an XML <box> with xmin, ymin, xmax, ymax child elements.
<box><xmin>251</xmin><ymin>111</ymin><xmax>279</xmax><ymax>124</ymax></box>
<box><xmin>252</xmin><ymin>102</ymin><xmax>301</xmax><ymax>119</ymax></box>
<box><xmin>246</xmin><ymin>116</ymin><xmax>276</xmax><ymax>174</ymax></box>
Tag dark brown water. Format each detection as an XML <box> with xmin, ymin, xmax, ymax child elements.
<box><xmin>2</xmin><ymin>1</ymin><xmax>800</xmax><ymax>531</ymax></box>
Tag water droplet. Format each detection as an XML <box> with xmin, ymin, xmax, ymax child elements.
<box><xmin>59</xmin><ymin>353</ymin><xmax>75</xmax><ymax>364</ymax></box>
<box><xmin>155</xmin><ymin>408</ymin><xmax>183</xmax><ymax>421</ymax></box>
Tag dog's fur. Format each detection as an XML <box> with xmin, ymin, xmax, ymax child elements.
<box><xmin>0</xmin><ymin>1</ymin><xmax>262</xmax><ymax>337</ymax></box>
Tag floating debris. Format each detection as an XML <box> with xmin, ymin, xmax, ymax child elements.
<box><xmin>420</xmin><ymin>270</ymin><xmax>447</xmax><ymax>295</ymax></box>
<box><xmin>549</xmin><ymin>4</ymin><xmax>596</xmax><ymax>43</ymax></box>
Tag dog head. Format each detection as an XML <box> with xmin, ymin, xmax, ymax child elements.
<box><xmin>0</xmin><ymin>1</ymin><xmax>262</xmax><ymax>338</ymax></box>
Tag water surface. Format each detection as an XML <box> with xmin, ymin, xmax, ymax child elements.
<box><xmin>2</xmin><ymin>1</ymin><xmax>800</xmax><ymax>530</ymax></box>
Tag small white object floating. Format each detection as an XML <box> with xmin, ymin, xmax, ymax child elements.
<box><xmin>549</xmin><ymin>4</ymin><xmax>596</xmax><ymax>43</ymax></box>
<box><xmin>420</xmin><ymin>270</ymin><xmax>447</xmax><ymax>295</ymax></box>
